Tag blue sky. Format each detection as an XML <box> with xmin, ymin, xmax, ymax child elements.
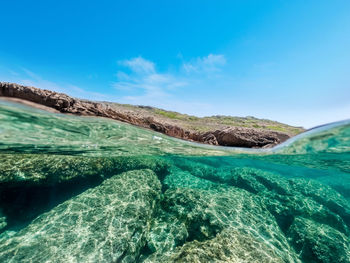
<box><xmin>1</xmin><ymin>0</ymin><xmax>349</xmax><ymax>128</ymax></box>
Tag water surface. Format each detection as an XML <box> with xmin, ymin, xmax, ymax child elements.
<box><xmin>0</xmin><ymin>100</ymin><xmax>349</xmax><ymax>262</ymax></box>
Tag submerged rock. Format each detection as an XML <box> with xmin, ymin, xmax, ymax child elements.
<box><xmin>0</xmin><ymin>154</ymin><xmax>349</xmax><ymax>262</ymax></box>
<box><xmin>172</xmin><ymin>158</ymin><xmax>350</xmax><ymax>231</ymax></box>
<box><xmin>147</xmin><ymin>229</ymin><xmax>290</xmax><ymax>263</ymax></box>
<box><xmin>165</xmin><ymin>158</ymin><xmax>350</xmax><ymax>262</ymax></box>
<box><xmin>0</xmin><ymin>154</ymin><xmax>169</xmax><ymax>231</ymax></box>
<box><xmin>0</xmin><ymin>169</ymin><xmax>161</xmax><ymax>263</ymax></box>
<box><xmin>145</xmin><ymin>187</ymin><xmax>300</xmax><ymax>262</ymax></box>
<box><xmin>287</xmin><ymin>217</ymin><xmax>350</xmax><ymax>263</ymax></box>
<box><xmin>0</xmin><ymin>153</ymin><xmax>169</xmax><ymax>187</ymax></box>
<box><xmin>163</xmin><ymin>166</ymin><xmax>219</xmax><ymax>190</ymax></box>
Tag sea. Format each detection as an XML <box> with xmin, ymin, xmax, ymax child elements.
<box><xmin>0</xmin><ymin>99</ymin><xmax>349</xmax><ymax>262</ymax></box>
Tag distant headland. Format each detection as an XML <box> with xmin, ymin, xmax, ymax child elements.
<box><xmin>0</xmin><ymin>82</ymin><xmax>304</xmax><ymax>148</ymax></box>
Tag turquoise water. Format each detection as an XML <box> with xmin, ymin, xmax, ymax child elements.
<box><xmin>0</xmin><ymin>100</ymin><xmax>349</xmax><ymax>262</ymax></box>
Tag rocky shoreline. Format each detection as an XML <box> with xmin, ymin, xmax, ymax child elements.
<box><xmin>0</xmin><ymin>82</ymin><xmax>292</xmax><ymax>148</ymax></box>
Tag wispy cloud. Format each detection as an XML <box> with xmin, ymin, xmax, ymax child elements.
<box><xmin>118</xmin><ymin>57</ymin><xmax>156</xmax><ymax>74</ymax></box>
<box><xmin>113</xmin><ymin>54</ymin><xmax>225</xmax><ymax>109</ymax></box>
<box><xmin>1</xmin><ymin>54</ymin><xmax>225</xmax><ymax>116</ymax></box>
<box><xmin>114</xmin><ymin>57</ymin><xmax>188</xmax><ymax>104</ymax></box>
<box><xmin>183</xmin><ymin>54</ymin><xmax>226</xmax><ymax>73</ymax></box>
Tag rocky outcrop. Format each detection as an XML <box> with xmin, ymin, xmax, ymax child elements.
<box><xmin>212</xmin><ymin>127</ymin><xmax>290</xmax><ymax>147</ymax></box>
<box><xmin>0</xmin><ymin>82</ymin><xmax>291</xmax><ymax>148</ymax></box>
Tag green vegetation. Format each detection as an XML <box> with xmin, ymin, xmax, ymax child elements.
<box><xmin>154</xmin><ymin>109</ymin><xmax>184</xmax><ymax>120</ymax></box>
<box><xmin>106</xmin><ymin>102</ymin><xmax>305</xmax><ymax>136</ymax></box>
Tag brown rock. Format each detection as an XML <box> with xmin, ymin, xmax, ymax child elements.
<box><xmin>0</xmin><ymin>82</ymin><xmax>291</xmax><ymax>148</ymax></box>
<box><xmin>213</xmin><ymin>127</ymin><xmax>283</xmax><ymax>147</ymax></box>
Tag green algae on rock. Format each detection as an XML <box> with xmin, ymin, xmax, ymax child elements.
<box><xmin>0</xmin><ymin>153</ymin><xmax>169</xmax><ymax>187</ymax></box>
<box><xmin>0</xmin><ymin>154</ymin><xmax>169</xmax><ymax>229</ymax></box>
<box><xmin>159</xmin><ymin>157</ymin><xmax>350</xmax><ymax>262</ymax></box>
<box><xmin>0</xmin><ymin>169</ymin><xmax>161</xmax><ymax>262</ymax></box>
<box><xmin>287</xmin><ymin>217</ymin><xmax>350</xmax><ymax>263</ymax></box>
<box><xmin>145</xmin><ymin>187</ymin><xmax>300</xmax><ymax>262</ymax></box>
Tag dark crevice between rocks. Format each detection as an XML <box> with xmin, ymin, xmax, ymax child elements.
<box><xmin>188</xmin><ymin>171</ymin><xmax>227</xmax><ymax>186</ymax></box>
<box><xmin>138</xmin><ymin>243</ymin><xmax>154</xmax><ymax>263</ymax></box>
<box><xmin>253</xmin><ymin>175</ymin><xmax>288</xmax><ymax>195</ymax></box>
<box><xmin>270</xmin><ymin>212</ymin><xmax>295</xmax><ymax>234</ymax></box>
<box><xmin>0</xmin><ymin>175</ymin><xmax>104</xmax><ymax>232</ymax></box>
<box><xmin>0</xmin><ymin>161</ymin><xmax>170</xmax><ymax>234</ymax></box>
<box><xmin>186</xmin><ymin>219</ymin><xmax>220</xmax><ymax>243</ymax></box>
<box><xmin>116</xmin><ymin>248</ymin><xmax>128</xmax><ymax>263</ymax></box>
<box><xmin>229</xmin><ymin>177</ymin><xmax>259</xmax><ymax>194</ymax></box>
<box><xmin>154</xmin><ymin>160</ymin><xmax>171</xmax><ymax>194</ymax></box>
<box><xmin>160</xmin><ymin>183</ymin><xmax>169</xmax><ymax>193</ymax></box>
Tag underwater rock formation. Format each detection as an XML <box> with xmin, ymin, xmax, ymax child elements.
<box><xmin>145</xmin><ymin>187</ymin><xmax>300</xmax><ymax>262</ymax></box>
<box><xmin>0</xmin><ymin>154</ymin><xmax>169</xmax><ymax>187</ymax></box>
<box><xmin>164</xmin><ymin>157</ymin><xmax>350</xmax><ymax>262</ymax></box>
<box><xmin>0</xmin><ymin>169</ymin><xmax>161</xmax><ymax>262</ymax></box>
<box><xmin>147</xmin><ymin>229</ymin><xmax>292</xmax><ymax>263</ymax></box>
<box><xmin>0</xmin><ymin>155</ymin><xmax>349</xmax><ymax>262</ymax></box>
<box><xmin>0</xmin><ymin>154</ymin><xmax>169</xmax><ymax>232</ymax></box>
<box><xmin>287</xmin><ymin>217</ymin><xmax>350</xmax><ymax>263</ymax></box>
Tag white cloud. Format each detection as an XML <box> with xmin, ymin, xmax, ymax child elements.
<box><xmin>114</xmin><ymin>54</ymin><xmax>226</xmax><ymax>97</ymax></box>
<box><xmin>183</xmin><ymin>54</ymin><xmax>226</xmax><ymax>73</ymax></box>
<box><xmin>118</xmin><ymin>57</ymin><xmax>155</xmax><ymax>74</ymax></box>
<box><xmin>1</xmin><ymin>54</ymin><xmax>224</xmax><ymax>116</ymax></box>
<box><xmin>113</xmin><ymin>55</ymin><xmax>228</xmax><ymax>109</ymax></box>
<box><xmin>114</xmin><ymin>57</ymin><xmax>188</xmax><ymax>104</ymax></box>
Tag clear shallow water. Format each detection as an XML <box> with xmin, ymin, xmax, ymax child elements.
<box><xmin>0</xmin><ymin>100</ymin><xmax>349</xmax><ymax>262</ymax></box>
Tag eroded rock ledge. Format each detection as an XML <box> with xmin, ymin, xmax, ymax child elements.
<box><xmin>0</xmin><ymin>82</ymin><xmax>291</xmax><ymax>148</ymax></box>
